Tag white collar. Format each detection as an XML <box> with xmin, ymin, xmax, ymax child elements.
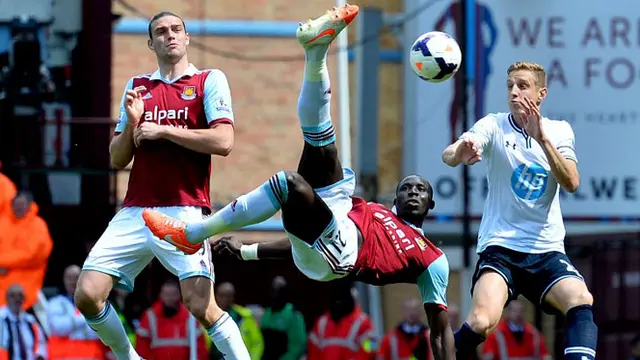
<box><xmin>4</xmin><ymin>310</ymin><xmax>24</xmax><ymax>322</ymax></box>
<box><xmin>391</xmin><ymin>205</ymin><xmax>424</xmax><ymax>235</ymax></box>
<box><xmin>150</xmin><ymin>63</ymin><xmax>198</xmax><ymax>83</ymax></box>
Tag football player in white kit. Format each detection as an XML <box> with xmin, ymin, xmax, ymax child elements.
<box><xmin>442</xmin><ymin>62</ymin><xmax>598</xmax><ymax>360</ymax></box>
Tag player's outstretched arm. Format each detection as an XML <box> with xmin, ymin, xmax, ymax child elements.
<box><xmin>212</xmin><ymin>236</ymin><xmax>291</xmax><ymax>261</ymax></box>
<box><xmin>442</xmin><ymin>139</ymin><xmax>482</xmax><ymax>167</ymax></box>
<box><xmin>443</xmin><ymin>115</ymin><xmax>496</xmax><ymax>167</ymax></box>
<box><xmin>424</xmin><ymin>304</ymin><xmax>455</xmax><ymax>360</ymax></box>
<box><xmin>442</xmin><ymin>139</ymin><xmax>464</xmax><ymax>167</ymax></box>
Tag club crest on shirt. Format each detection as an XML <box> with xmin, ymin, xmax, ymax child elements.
<box><xmin>181</xmin><ymin>85</ymin><xmax>197</xmax><ymax>100</ymax></box>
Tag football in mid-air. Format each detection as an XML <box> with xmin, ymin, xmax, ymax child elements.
<box><xmin>409</xmin><ymin>31</ymin><xmax>462</xmax><ymax>83</ymax></box>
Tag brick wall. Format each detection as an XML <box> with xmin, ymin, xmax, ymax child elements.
<box><xmin>111</xmin><ymin>0</ymin><xmax>442</xmax><ymax>332</ymax></box>
<box><xmin>112</xmin><ymin>0</ymin><xmax>404</xmax><ymax>203</ymax></box>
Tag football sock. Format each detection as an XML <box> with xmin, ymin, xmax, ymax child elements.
<box><xmin>186</xmin><ymin>172</ymin><xmax>288</xmax><ymax>243</ymax></box>
<box><xmin>564</xmin><ymin>305</ymin><xmax>597</xmax><ymax>360</ymax></box>
<box><xmin>454</xmin><ymin>322</ymin><xmax>486</xmax><ymax>359</ymax></box>
<box><xmin>298</xmin><ymin>44</ymin><xmax>335</xmax><ymax>147</ymax></box>
<box><xmin>85</xmin><ymin>301</ymin><xmax>140</xmax><ymax>360</ymax></box>
<box><xmin>208</xmin><ymin>312</ymin><xmax>251</xmax><ymax>360</ymax></box>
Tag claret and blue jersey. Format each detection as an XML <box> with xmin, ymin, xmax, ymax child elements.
<box><xmin>349</xmin><ymin>199</ymin><xmax>449</xmax><ymax>310</ymax></box>
<box><xmin>115</xmin><ymin>64</ymin><xmax>235</xmax><ymax>208</ymax></box>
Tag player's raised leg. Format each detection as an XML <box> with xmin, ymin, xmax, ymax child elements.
<box><xmin>142</xmin><ymin>5</ymin><xmax>359</xmax><ymax>252</ymax></box>
<box><xmin>294</xmin><ymin>4</ymin><xmax>358</xmax><ymax>189</ymax></box>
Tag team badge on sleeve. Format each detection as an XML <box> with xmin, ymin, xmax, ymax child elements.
<box><xmin>181</xmin><ymin>86</ymin><xmax>197</xmax><ymax>100</ymax></box>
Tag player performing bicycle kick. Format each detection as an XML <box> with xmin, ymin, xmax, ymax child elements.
<box><xmin>143</xmin><ymin>6</ymin><xmax>455</xmax><ymax>359</ymax></box>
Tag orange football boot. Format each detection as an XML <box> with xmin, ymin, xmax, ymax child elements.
<box><xmin>142</xmin><ymin>209</ymin><xmax>201</xmax><ymax>255</ymax></box>
<box><xmin>296</xmin><ymin>4</ymin><xmax>359</xmax><ymax>48</ymax></box>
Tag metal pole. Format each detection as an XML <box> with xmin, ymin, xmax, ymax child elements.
<box><xmin>336</xmin><ymin>0</ymin><xmax>352</xmax><ymax>169</ymax></box>
<box><xmin>188</xmin><ymin>315</ymin><xmax>197</xmax><ymax>360</ymax></box>
<box><xmin>355</xmin><ymin>7</ymin><xmax>385</xmax><ymax>338</ymax></box>
<box><xmin>460</xmin><ymin>0</ymin><xmax>474</xmax><ymax>317</ymax></box>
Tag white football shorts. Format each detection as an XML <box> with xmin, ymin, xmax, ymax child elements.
<box><xmin>288</xmin><ymin>168</ymin><xmax>360</xmax><ymax>282</ymax></box>
<box><xmin>83</xmin><ymin>206</ymin><xmax>213</xmax><ymax>291</ymax></box>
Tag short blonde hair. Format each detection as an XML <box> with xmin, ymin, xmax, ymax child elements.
<box><xmin>507</xmin><ymin>61</ymin><xmax>546</xmax><ymax>88</ymax></box>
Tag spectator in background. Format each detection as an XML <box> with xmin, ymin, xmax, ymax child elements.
<box><xmin>378</xmin><ymin>297</ymin><xmax>433</xmax><ymax>360</ymax></box>
<box><xmin>0</xmin><ymin>284</ymin><xmax>47</xmax><ymax>360</ymax></box>
<box><xmin>630</xmin><ymin>334</ymin><xmax>640</xmax><ymax>360</ymax></box>
<box><xmin>260</xmin><ymin>276</ymin><xmax>307</xmax><ymax>360</ymax></box>
<box><xmin>308</xmin><ymin>281</ymin><xmax>376</xmax><ymax>360</ymax></box>
<box><xmin>47</xmin><ymin>265</ymin><xmax>104</xmax><ymax>360</ymax></box>
<box><xmin>0</xmin><ymin>164</ymin><xmax>17</xmax><ymax>214</ymax></box>
<box><xmin>136</xmin><ymin>280</ymin><xmax>207</xmax><ymax>360</ymax></box>
<box><xmin>481</xmin><ymin>299</ymin><xmax>550</xmax><ymax>360</ymax></box>
<box><xmin>211</xmin><ymin>282</ymin><xmax>263</xmax><ymax>360</ymax></box>
<box><xmin>0</xmin><ymin>191</ymin><xmax>53</xmax><ymax>310</ymax></box>
<box><xmin>245</xmin><ymin>305</ymin><xmax>264</xmax><ymax>327</ymax></box>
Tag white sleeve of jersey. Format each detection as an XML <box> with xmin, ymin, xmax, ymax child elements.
<box><xmin>203</xmin><ymin>69</ymin><xmax>235</xmax><ymax>124</ymax></box>
<box><xmin>555</xmin><ymin>121</ymin><xmax>578</xmax><ymax>163</ymax></box>
<box><xmin>114</xmin><ymin>77</ymin><xmax>134</xmax><ymax>134</ymax></box>
<box><xmin>459</xmin><ymin>114</ymin><xmax>497</xmax><ymax>154</ymax></box>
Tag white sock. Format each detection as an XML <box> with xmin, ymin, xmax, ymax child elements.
<box><xmin>297</xmin><ymin>45</ymin><xmax>335</xmax><ymax>147</ymax></box>
<box><xmin>86</xmin><ymin>302</ymin><xmax>140</xmax><ymax>360</ymax></box>
<box><xmin>208</xmin><ymin>312</ymin><xmax>251</xmax><ymax>360</ymax></box>
<box><xmin>185</xmin><ymin>172</ymin><xmax>288</xmax><ymax>243</ymax></box>
<box><xmin>304</xmin><ymin>45</ymin><xmax>330</xmax><ymax>80</ymax></box>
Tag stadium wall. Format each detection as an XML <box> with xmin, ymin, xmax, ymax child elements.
<box><xmin>111</xmin><ymin>0</ymin><xmax>451</xmax><ymax>331</ymax></box>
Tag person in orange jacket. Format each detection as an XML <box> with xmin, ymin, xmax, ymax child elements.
<box><xmin>136</xmin><ymin>279</ymin><xmax>208</xmax><ymax>360</ymax></box>
<box><xmin>481</xmin><ymin>300</ymin><xmax>551</xmax><ymax>360</ymax></box>
<box><xmin>378</xmin><ymin>298</ymin><xmax>433</xmax><ymax>360</ymax></box>
<box><xmin>0</xmin><ymin>167</ymin><xmax>17</xmax><ymax>215</ymax></box>
<box><xmin>0</xmin><ymin>191</ymin><xmax>53</xmax><ymax>310</ymax></box>
<box><xmin>308</xmin><ymin>281</ymin><xmax>377</xmax><ymax>360</ymax></box>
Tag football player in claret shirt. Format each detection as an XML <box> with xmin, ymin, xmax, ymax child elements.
<box><xmin>74</xmin><ymin>11</ymin><xmax>251</xmax><ymax>360</ymax></box>
<box><xmin>143</xmin><ymin>6</ymin><xmax>455</xmax><ymax>360</ymax></box>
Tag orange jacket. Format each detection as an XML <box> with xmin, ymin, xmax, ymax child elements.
<box><xmin>0</xmin><ymin>201</ymin><xmax>53</xmax><ymax>310</ymax></box>
<box><xmin>135</xmin><ymin>301</ymin><xmax>208</xmax><ymax>360</ymax></box>
<box><xmin>481</xmin><ymin>320</ymin><xmax>549</xmax><ymax>360</ymax></box>
<box><xmin>0</xmin><ymin>172</ymin><xmax>16</xmax><ymax>214</ymax></box>
<box><xmin>308</xmin><ymin>307</ymin><xmax>377</xmax><ymax>360</ymax></box>
<box><xmin>378</xmin><ymin>326</ymin><xmax>433</xmax><ymax>360</ymax></box>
